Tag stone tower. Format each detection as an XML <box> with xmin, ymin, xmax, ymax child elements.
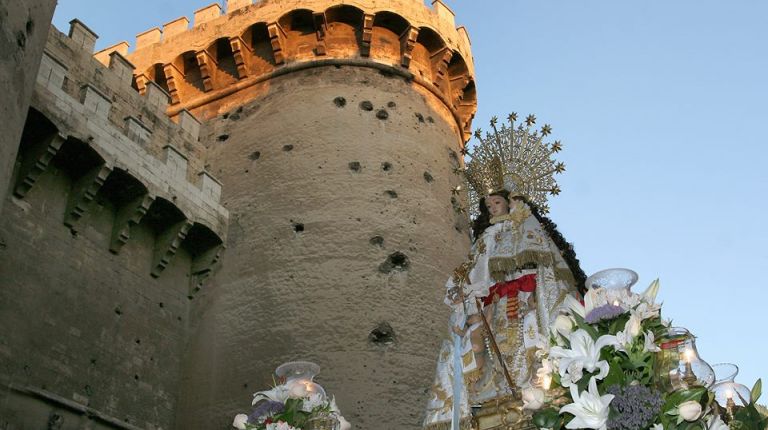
<box><xmin>0</xmin><ymin>0</ymin><xmax>477</xmax><ymax>428</ymax></box>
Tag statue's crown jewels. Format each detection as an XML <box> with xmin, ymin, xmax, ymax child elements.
<box><xmin>463</xmin><ymin>113</ymin><xmax>565</xmax><ymax>214</ymax></box>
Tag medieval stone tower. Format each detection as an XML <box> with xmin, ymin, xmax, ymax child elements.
<box><xmin>0</xmin><ymin>0</ymin><xmax>477</xmax><ymax>429</ymax></box>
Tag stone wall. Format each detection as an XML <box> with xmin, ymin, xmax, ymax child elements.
<box><xmin>0</xmin><ymin>0</ymin><xmax>57</xmax><ymax>212</ymax></box>
<box><xmin>0</xmin><ymin>20</ymin><xmax>228</xmax><ymax>430</ymax></box>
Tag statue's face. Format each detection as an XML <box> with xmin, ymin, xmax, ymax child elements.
<box><xmin>485</xmin><ymin>195</ymin><xmax>509</xmax><ymax>217</ymax></box>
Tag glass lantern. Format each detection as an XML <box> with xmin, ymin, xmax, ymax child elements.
<box><xmin>711</xmin><ymin>363</ymin><xmax>739</xmax><ymax>384</ymax></box>
<box><xmin>584</xmin><ymin>268</ymin><xmax>639</xmax><ymax>292</ymax></box>
<box><xmin>654</xmin><ymin>327</ymin><xmax>715</xmax><ymax>392</ymax></box>
<box><xmin>712</xmin><ymin>380</ymin><xmax>752</xmax><ymax>423</ymax></box>
<box><xmin>276</xmin><ymin>361</ymin><xmax>327</xmax><ymax>400</ymax></box>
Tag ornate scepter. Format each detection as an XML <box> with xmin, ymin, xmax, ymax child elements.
<box><xmin>474</xmin><ymin>296</ymin><xmax>517</xmax><ymax>398</ymax></box>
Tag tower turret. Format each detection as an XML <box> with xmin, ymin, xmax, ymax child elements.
<box><xmin>112</xmin><ymin>0</ymin><xmax>478</xmax><ymax>427</ymax></box>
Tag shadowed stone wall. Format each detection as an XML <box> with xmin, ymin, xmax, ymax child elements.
<box><xmin>0</xmin><ymin>0</ymin><xmax>57</xmax><ymax>212</ymax></box>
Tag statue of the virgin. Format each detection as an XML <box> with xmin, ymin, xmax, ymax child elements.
<box><xmin>423</xmin><ymin>115</ymin><xmax>585</xmax><ymax>430</ymax></box>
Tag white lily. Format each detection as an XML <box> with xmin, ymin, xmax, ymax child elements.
<box><xmin>565</xmin><ymin>295</ymin><xmax>586</xmax><ymax>318</ymax></box>
<box><xmin>266</xmin><ymin>422</ymin><xmax>299</xmax><ymax>430</ymax></box>
<box><xmin>301</xmin><ymin>392</ymin><xmax>325</xmax><ymax>412</ymax></box>
<box><xmin>678</xmin><ymin>400</ymin><xmax>702</xmax><ymax>422</ymax></box>
<box><xmin>641</xmin><ymin>279</ymin><xmax>660</xmax><ymax>304</ymax></box>
<box><xmin>707</xmin><ymin>414</ymin><xmax>729</xmax><ymax>430</ymax></box>
<box><xmin>643</xmin><ymin>330</ymin><xmax>661</xmax><ymax>353</ymax></box>
<box><xmin>632</xmin><ymin>301</ymin><xmax>661</xmax><ymax>321</ymax></box>
<box><xmin>339</xmin><ymin>415</ymin><xmax>352</xmax><ymax>430</ymax></box>
<box><xmin>651</xmin><ymin>424</ymin><xmax>663</xmax><ymax>430</ymax></box>
<box><xmin>553</xmin><ymin>314</ymin><xmax>575</xmax><ymax>338</ymax></box>
<box><xmin>522</xmin><ymin>387</ymin><xmax>546</xmax><ymax>410</ymax></box>
<box><xmin>560</xmin><ymin>377</ymin><xmax>614</xmax><ymax>430</ymax></box>
<box><xmin>232</xmin><ymin>414</ymin><xmax>249</xmax><ymax>430</ymax></box>
<box><xmin>253</xmin><ymin>385</ymin><xmax>290</xmax><ymax>405</ymax></box>
<box><xmin>550</xmin><ymin>330</ymin><xmax>614</xmax><ymax>386</ymax></box>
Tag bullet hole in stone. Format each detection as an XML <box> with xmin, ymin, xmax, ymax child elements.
<box><xmin>283</xmin><ymin>144</ymin><xmax>294</xmax><ymax>152</ymax></box>
<box><xmin>187</xmin><ymin>295</ymin><xmax>193</xmax><ymax>300</ymax></box>
<box><xmin>84</xmin><ymin>385</ymin><xmax>93</xmax><ymax>396</ymax></box>
<box><xmin>359</xmin><ymin>101</ymin><xmax>373</xmax><ymax>111</ymax></box>
<box><xmin>369</xmin><ymin>236</ymin><xmax>384</xmax><ymax>247</ymax></box>
<box><xmin>249</xmin><ymin>151</ymin><xmax>261</xmax><ymax>160</ymax></box>
<box><xmin>379</xmin><ymin>69</ymin><xmax>395</xmax><ymax>78</ymax></box>
<box><xmin>381</xmin><ymin>162</ymin><xmax>392</xmax><ymax>171</ymax></box>
<box><xmin>244</xmin><ymin>169</ymin><xmax>249</xmax><ymax>173</ymax></box>
<box><xmin>384</xmin><ymin>190</ymin><xmax>398</xmax><ymax>198</ymax></box>
<box><xmin>292</xmin><ymin>222</ymin><xmax>305</xmax><ymax>233</ymax></box>
<box><xmin>222</xmin><ymin>113</ymin><xmax>229</xmax><ymax>119</ymax></box>
<box><xmin>376</xmin><ymin>109</ymin><xmax>389</xmax><ymax>120</ymax></box>
<box><xmin>387</xmin><ymin>101</ymin><xmax>396</xmax><ymax>108</ymax></box>
<box><xmin>229</xmin><ymin>113</ymin><xmax>241</xmax><ymax>121</ymax></box>
<box><xmin>448</xmin><ymin>150</ymin><xmax>460</xmax><ymax>168</ymax></box>
<box><xmin>378</xmin><ymin>251</ymin><xmax>410</xmax><ymax>273</ymax></box>
<box><xmin>415</xmin><ymin>113</ymin><xmax>425</xmax><ymax>123</ymax></box>
<box><xmin>217</xmin><ymin>134</ymin><xmax>229</xmax><ymax>142</ymax></box>
<box><xmin>427</xmin><ymin>116</ymin><xmax>435</xmax><ymax>123</ymax></box>
<box><xmin>423</xmin><ymin>172</ymin><xmax>434</xmax><ymax>183</ymax></box>
<box><xmin>90</xmin><ymin>358</ymin><xmax>97</xmax><ymax>366</ymax></box>
<box><xmin>48</xmin><ymin>413</ymin><xmax>63</xmax><ymax>429</ymax></box>
<box><xmin>334</xmin><ymin>64</ymin><xmax>342</xmax><ymax>69</ymax></box>
<box><xmin>177</xmin><ymin>316</ymin><xmax>183</xmax><ymax>321</ymax></box>
<box><xmin>16</xmin><ymin>31</ymin><xmax>26</xmax><ymax>48</ymax></box>
<box><xmin>135</xmin><ymin>339</ymin><xmax>141</xmax><ymax>344</ymax></box>
<box><xmin>158</xmin><ymin>302</ymin><xmax>164</xmax><ymax>308</ymax></box>
<box><xmin>243</xmin><ymin>383</ymin><xmax>249</xmax><ymax>389</ymax></box>
<box><xmin>348</xmin><ymin>161</ymin><xmax>361</xmax><ymax>172</ymax></box>
<box><xmin>134</xmin><ymin>374</ymin><xmax>139</xmax><ymax>381</ymax></box>
<box><xmin>237</xmin><ymin>106</ymin><xmax>244</xmax><ymax>113</ymax></box>
<box><xmin>333</xmin><ymin>96</ymin><xmax>347</xmax><ymax>107</ymax></box>
<box><xmin>114</xmin><ymin>307</ymin><xmax>122</xmax><ymax>316</ymax></box>
<box><xmin>26</xmin><ymin>19</ymin><xmax>34</xmax><ymax>35</ymax></box>
<box><xmin>368</xmin><ymin>322</ymin><xmax>396</xmax><ymax>345</ymax></box>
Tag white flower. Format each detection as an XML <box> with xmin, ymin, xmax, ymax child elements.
<box><xmin>707</xmin><ymin>414</ymin><xmax>729</xmax><ymax>430</ymax></box>
<box><xmin>537</xmin><ymin>358</ymin><xmax>553</xmax><ymax>380</ymax></box>
<box><xmin>329</xmin><ymin>396</ymin><xmax>340</xmax><ymax>414</ymax></box>
<box><xmin>633</xmin><ymin>301</ymin><xmax>661</xmax><ymax>321</ymax></box>
<box><xmin>553</xmin><ymin>314</ymin><xmax>575</xmax><ymax>337</ymax></box>
<box><xmin>625</xmin><ymin>313</ymin><xmax>642</xmax><ymax>337</ymax></box>
<box><xmin>232</xmin><ymin>414</ymin><xmax>249</xmax><ymax>430</ymax></box>
<box><xmin>266</xmin><ymin>422</ymin><xmax>299</xmax><ymax>430</ymax></box>
<box><xmin>522</xmin><ymin>387</ymin><xmax>546</xmax><ymax>410</ymax></box>
<box><xmin>339</xmin><ymin>415</ymin><xmax>352</xmax><ymax>430</ymax></box>
<box><xmin>560</xmin><ymin>377</ymin><xmax>614</xmax><ymax>430</ymax></box>
<box><xmin>643</xmin><ymin>331</ymin><xmax>660</xmax><ymax>353</ymax></box>
<box><xmin>301</xmin><ymin>392</ymin><xmax>325</xmax><ymax>412</ymax></box>
<box><xmin>651</xmin><ymin>424</ymin><xmax>663</xmax><ymax>430</ymax></box>
<box><xmin>565</xmin><ymin>295</ymin><xmax>586</xmax><ymax>318</ymax></box>
<box><xmin>641</xmin><ymin>279</ymin><xmax>660</xmax><ymax>304</ymax></box>
<box><xmin>678</xmin><ymin>401</ymin><xmax>702</xmax><ymax>422</ymax></box>
<box><xmin>550</xmin><ymin>330</ymin><xmax>614</xmax><ymax>386</ymax></box>
<box><xmin>253</xmin><ymin>385</ymin><xmax>290</xmax><ymax>405</ymax></box>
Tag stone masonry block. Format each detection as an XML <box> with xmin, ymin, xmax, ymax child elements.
<box><xmin>108</xmin><ymin>51</ymin><xmax>136</xmax><ymax>86</ymax></box>
<box><xmin>176</xmin><ymin>109</ymin><xmax>201</xmax><ymax>140</ymax></box>
<box><xmin>164</xmin><ymin>145</ymin><xmax>188</xmax><ymax>181</ymax></box>
<box><xmin>136</xmin><ymin>27</ymin><xmax>162</xmax><ymax>50</ymax></box>
<box><xmin>144</xmin><ymin>81</ymin><xmax>171</xmax><ymax>113</ymax></box>
<box><xmin>93</xmin><ymin>41</ymin><xmax>129</xmax><ymax>66</ymax></box>
<box><xmin>227</xmin><ymin>0</ymin><xmax>252</xmax><ymax>13</ymax></box>
<box><xmin>197</xmin><ymin>171</ymin><xmax>222</xmax><ymax>203</ymax></box>
<box><xmin>124</xmin><ymin>116</ymin><xmax>152</xmax><ymax>145</ymax></box>
<box><xmin>163</xmin><ymin>17</ymin><xmax>189</xmax><ymax>39</ymax></box>
<box><xmin>194</xmin><ymin>3</ymin><xmax>222</xmax><ymax>27</ymax></box>
<box><xmin>79</xmin><ymin>84</ymin><xmax>112</xmax><ymax>119</ymax></box>
<box><xmin>37</xmin><ymin>53</ymin><xmax>68</xmax><ymax>92</ymax></box>
<box><xmin>68</xmin><ymin>19</ymin><xmax>98</xmax><ymax>52</ymax></box>
<box><xmin>431</xmin><ymin>0</ymin><xmax>456</xmax><ymax>28</ymax></box>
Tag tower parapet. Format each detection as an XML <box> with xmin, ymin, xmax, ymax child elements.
<box><xmin>95</xmin><ymin>0</ymin><xmax>476</xmax><ymax>142</ymax></box>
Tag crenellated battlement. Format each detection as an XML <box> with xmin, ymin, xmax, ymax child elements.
<box><xmin>91</xmin><ymin>0</ymin><xmax>477</xmax><ymax>141</ymax></box>
<box><xmin>18</xmin><ymin>19</ymin><xmax>229</xmax><ymax>282</ymax></box>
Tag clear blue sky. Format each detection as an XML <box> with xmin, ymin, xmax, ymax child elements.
<box><xmin>53</xmin><ymin>1</ymin><xmax>767</xmax><ymax>389</ymax></box>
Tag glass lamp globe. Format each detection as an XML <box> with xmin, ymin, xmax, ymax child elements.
<box><xmin>585</xmin><ymin>268</ymin><xmax>639</xmax><ymax>292</ymax></box>
<box><xmin>655</xmin><ymin>327</ymin><xmax>715</xmax><ymax>392</ymax></box>
<box><xmin>712</xmin><ymin>380</ymin><xmax>752</xmax><ymax>423</ymax></box>
<box><xmin>711</xmin><ymin>363</ymin><xmax>739</xmax><ymax>384</ymax></box>
<box><xmin>276</xmin><ymin>361</ymin><xmax>327</xmax><ymax>400</ymax></box>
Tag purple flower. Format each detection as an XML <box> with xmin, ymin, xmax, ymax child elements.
<box><xmin>585</xmin><ymin>304</ymin><xmax>625</xmax><ymax>324</ymax></box>
<box><xmin>249</xmin><ymin>400</ymin><xmax>285</xmax><ymax>423</ymax></box>
<box><xmin>606</xmin><ymin>384</ymin><xmax>664</xmax><ymax>430</ymax></box>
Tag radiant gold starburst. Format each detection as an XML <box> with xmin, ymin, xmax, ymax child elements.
<box><xmin>463</xmin><ymin>114</ymin><xmax>566</xmax><ymax>215</ymax></box>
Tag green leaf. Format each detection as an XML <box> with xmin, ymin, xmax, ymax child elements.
<box><xmin>572</xmin><ymin>313</ymin><xmax>599</xmax><ymax>340</ymax></box>
<box><xmin>532</xmin><ymin>408</ymin><xmax>561</xmax><ymax>429</ymax></box>
<box><xmin>751</xmin><ymin>378</ymin><xmax>762</xmax><ymax>403</ymax></box>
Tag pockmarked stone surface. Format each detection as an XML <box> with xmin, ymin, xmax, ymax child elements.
<box><xmin>0</xmin><ymin>0</ymin><xmax>477</xmax><ymax>428</ymax></box>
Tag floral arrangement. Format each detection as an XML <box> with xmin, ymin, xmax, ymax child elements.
<box><xmin>232</xmin><ymin>375</ymin><xmax>351</xmax><ymax>430</ymax></box>
<box><xmin>525</xmin><ymin>278</ymin><xmax>767</xmax><ymax>430</ymax></box>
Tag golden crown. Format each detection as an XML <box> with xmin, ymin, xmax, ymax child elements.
<box><xmin>463</xmin><ymin>113</ymin><xmax>565</xmax><ymax>214</ymax></box>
